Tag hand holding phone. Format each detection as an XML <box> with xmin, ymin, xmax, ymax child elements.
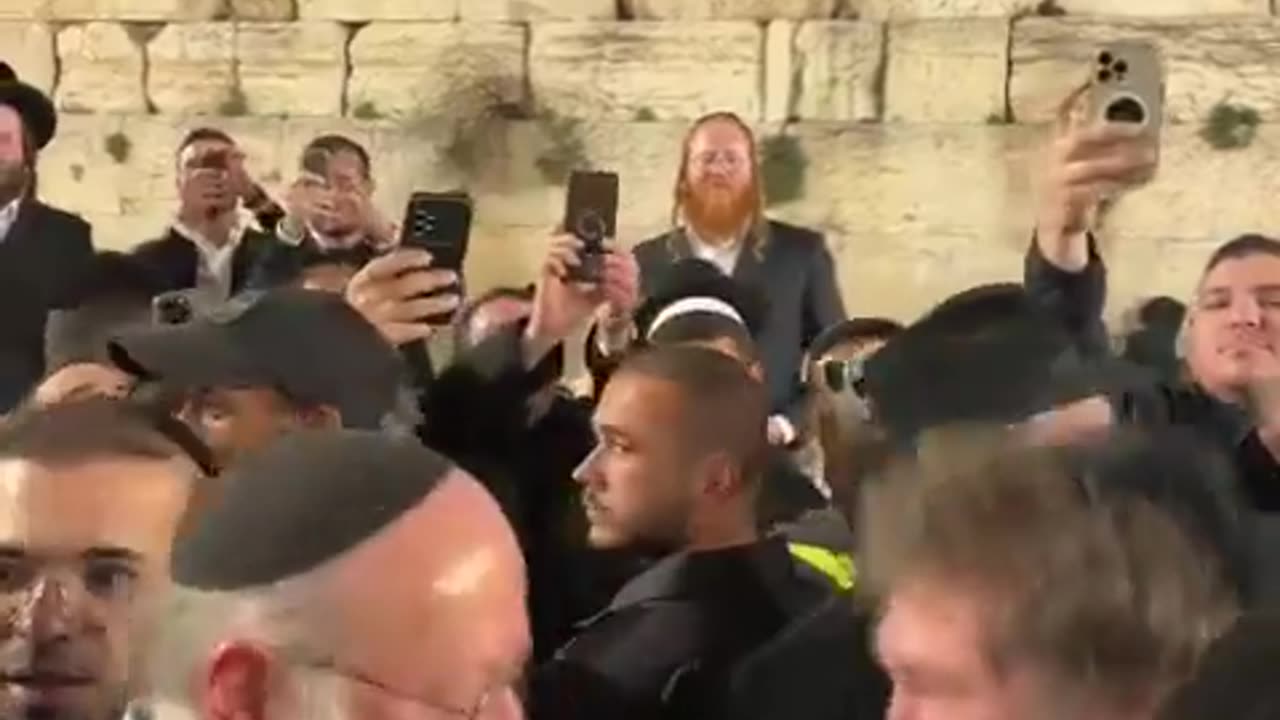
<box><xmin>564</xmin><ymin>171</ymin><xmax>619</xmax><ymax>283</ymax></box>
<box><xmin>398</xmin><ymin>192</ymin><xmax>473</xmax><ymax>325</ymax></box>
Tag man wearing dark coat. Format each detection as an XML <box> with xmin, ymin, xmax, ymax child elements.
<box><xmin>0</xmin><ymin>61</ymin><xmax>94</xmax><ymax>412</ymax></box>
<box><xmin>616</xmin><ymin>112</ymin><xmax>846</xmax><ymax>449</ymax></box>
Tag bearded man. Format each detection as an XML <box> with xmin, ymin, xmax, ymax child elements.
<box><xmin>625</xmin><ymin>113</ymin><xmax>846</xmax><ymax>448</ymax></box>
<box><xmin>0</xmin><ymin>61</ymin><xmax>95</xmax><ymax>413</ymax></box>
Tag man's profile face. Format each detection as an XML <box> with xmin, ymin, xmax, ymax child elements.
<box><xmin>681</xmin><ymin>118</ymin><xmax>758</xmax><ymax>240</ymax></box>
<box><xmin>876</xmin><ymin>579</ymin><xmax>1042</xmax><ymax>720</ymax></box>
<box><xmin>0</xmin><ymin>106</ymin><xmax>29</xmax><ymax>204</ymax></box>
<box><xmin>0</xmin><ymin>456</ymin><xmax>191</xmax><ymax>720</ymax></box>
<box><xmin>1186</xmin><ymin>253</ymin><xmax>1280</xmax><ymax>401</ymax></box>
<box><xmin>575</xmin><ymin>373</ymin><xmax>697</xmax><ymax>550</ymax></box>
<box><xmin>179</xmin><ymin>386</ymin><xmax>303</xmax><ymax>471</ymax></box>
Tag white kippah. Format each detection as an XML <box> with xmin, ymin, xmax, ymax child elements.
<box><xmin>647</xmin><ymin>296</ymin><xmax>746</xmax><ymax>340</ymax></box>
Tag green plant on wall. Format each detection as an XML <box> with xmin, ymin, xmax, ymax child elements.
<box><xmin>1200</xmin><ymin>101</ymin><xmax>1260</xmax><ymax>150</ymax></box>
<box><xmin>760</xmin><ymin>132</ymin><xmax>807</xmax><ymax>207</ymax></box>
<box><xmin>351</xmin><ymin>101</ymin><xmax>383</xmax><ymax>120</ymax></box>
<box><xmin>219</xmin><ymin>85</ymin><xmax>248</xmax><ymax>117</ymax></box>
<box><xmin>104</xmin><ymin>132</ymin><xmax>132</xmax><ymax>164</ymax></box>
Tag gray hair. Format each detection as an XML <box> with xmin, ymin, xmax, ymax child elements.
<box><xmin>144</xmin><ymin>573</ymin><xmax>337</xmax><ymax>715</ymax></box>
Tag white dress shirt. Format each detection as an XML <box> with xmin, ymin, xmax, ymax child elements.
<box><xmin>0</xmin><ymin>197</ymin><xmax>21</xmax><ymax>244</ymax></box>
<box><xmin>687</xmin><ymin>230</ymin><xmax>744</xmax><ymax>277</ymax></box>
<box><xmin>171</xmin><ymin>218</ymin><xmax>248</xmax><ymax>301</ymax></box>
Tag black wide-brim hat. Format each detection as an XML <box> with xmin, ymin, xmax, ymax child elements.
<box><xmin>0</xmin><ymin>61</ymin><xmax>56</xmax><ymax>150</ymax></box>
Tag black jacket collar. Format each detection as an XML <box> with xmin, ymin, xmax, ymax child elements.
<box><xmin>602</xmin><ymin>536</ymin><xmax>793</xmax><ymax>614</ymax></box>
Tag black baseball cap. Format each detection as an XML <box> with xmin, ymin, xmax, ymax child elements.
<box><xmin>109</xmin><ymin>289</ymin><xmax>403</xmax><ymax>429</ymax></box>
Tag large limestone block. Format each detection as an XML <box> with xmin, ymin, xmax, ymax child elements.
<box><xmin>347</xmin><ymin>23</ymin><xmax>526</xmax><ymax>121</ymax></box>
<box><xmin>778</xmin><ymin>124</ymin><xmax>1038</xmax><ymax>247</ymax></box>
<box><xmin>885</xmin><ymin>19</ymin><xmax>1008</xmax><ymax>123</ymax></box>
<box><xmin>858</xmin><ymin>0</ymin><xmax>1265</xmax><ymax>17</ymax></box>
<box><xmin>625</xmin><ymin>0</ymin><xmax>838</xmax><ymax>19</ymax></box>
<box><xmin>237</xmin><ymin>22</ymin><xmax>347</xmax><ymax>116</ymax></box>
<box><xmin>1091</xmin><ymin>124</ymin><xmax>1280</xmax><ymax>249</ymax></box>
<box><xmin>297</xmin><ymin>0</ymin><xmax>453</xmax><ymax>20</ymax></box>
<box><xmin>530</xmin><ymin>22</ymin><xmax>763</xmax><ymax>121</ymax></box>
<box><xmin>1012</xmin><ymin>18</ymin><xmax>1280</xmax><ymax>124</ymax></box>
<box><xmin>0</xmin><ymin>22</ymin><xmax>56</xmax><ymax>93</ymax></box>
<box><xmin>56</xmin><ymin>23</ymin><xmax>146</xmax><ymax>113</ymax></box>
<box><xmin>43</xmin><ymin>0</ymin><xmax>224</xmax><ymax>20</ymax></box>
<box><xmin>0</xmin><ymin>1</ymin><xmax>45</xmax><ymax>20</ymax></box>
<box><xmin>147</xmin><ymin>24</ymin><xmax>236</xmax><ymax>115</ymax></box>
<box><xmin>462</xmin><ymin>0</ymin><xmax>616</xmax><ymax>20</ymax></box>
<box><xmin>768</xmin><ymin>21</ymin><xmax>881</xmax><ymax>122</ymax></box>
<box><xmin>230</xmin><ymin>0</ymin><xmax>297</xmax><ymax>20</ymax></box>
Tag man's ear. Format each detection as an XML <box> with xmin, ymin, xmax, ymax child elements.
<box><xmin>297</xmin><ymin>404</ymin><xmax>342</xmax><ymax>430</ymax></box>
<box><xmin>203</xmin><ymin>641</ymin><xmax>274</xmax><ymax>720</ymax></box>
<box><xmin>698</xmin><ymin>452</ymin><xmax>744</xmax><ymax>499</ymax></box>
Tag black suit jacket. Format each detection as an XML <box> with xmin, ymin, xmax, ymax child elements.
<box><xmin>0</xmin><ymin>199</ymin><xmax>94</xmax><ymax>411</ymax></box>
<box><xmin>130</xmin><ymin>227</ymin><xmax>276</xmax><ymax>296</ymax></box>
<box><xmin>633</xmin><ymin>221</ymin><xmax>847</xmax><ymax>426</ymax></box>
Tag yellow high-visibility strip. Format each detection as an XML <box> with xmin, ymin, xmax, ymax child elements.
<box><xmin>789</xmin><ymin>542</ymin><xmax>856</xmax><ymax>591</ymax></box>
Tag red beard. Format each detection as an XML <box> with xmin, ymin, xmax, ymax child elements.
<box><xmin>681</xmin><ymin>179</ymin><xmax>758</xmax><ymax>241</ymax></box>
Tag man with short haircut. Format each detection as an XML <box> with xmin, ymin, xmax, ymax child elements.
<box><xmin>624</xmin><ymin>112</ymin><xmax>846</xmax><ymax>448</ymax></box>
<box><xmin>108</xmin><ymin>288</ymin><xmax>405</xmax><ymax>472</ymax></box>
<box><xmin>131</xmin><ymin>128</ymin><xmax>279</xmax><ymax>302</ymax></box>
<box><xmin>0</xmin><ymin>61</ymin><xmax>94</xmax><ymax>412</ymax></box>
<box><xmin>0</xmin><ymin>399</ymin><xmax>210</xmax><ymax>720</ymax></box>
<box><xmin>532</xmin><ymin>345</ymin><xmax>827</xmax><ymax>719</ymax></box>
<box><xmin>253</xmin><ymin>135</ymin><xmax>396</xmax><ymax>288</ymax></box>
<box><xmin>148</xmin><ymin>430</ymin><xmax>528</xmax><ymax>720</ymax></box>
<box><xmin>865</xmin><ymin>438</ymin><xmax>1235</xmax><ymax>720</ymax></box>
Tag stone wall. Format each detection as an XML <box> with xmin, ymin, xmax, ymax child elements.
<box><xmin>5</xmin><ymin>0</ymin><xmax>1280</xmax><ymax>322</ymax></box>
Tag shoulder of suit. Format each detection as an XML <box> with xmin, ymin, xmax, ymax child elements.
<box><xmin>25</xmin><ymin>200</ymin><xmax>91</xmax><ymax>235</ymax></box>
<box><xmin>632</xmin><ymin>231</ymin><xmax>674</xmax><ymax>257</ymax></box>
<box><xmin>765</xmin><ymin>220</ymin><xmax>826</xmax><ymax>249</ymax></box>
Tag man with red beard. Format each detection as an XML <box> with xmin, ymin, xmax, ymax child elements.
<box><xmin>0</xmin><ymin>62</ymin><xmax>94</xmax><ymax>413</ymax></box>
<box><xmin>625</xmin><ymin>113</ymin><xmax>845</xmax><ymax>448</ymax></box>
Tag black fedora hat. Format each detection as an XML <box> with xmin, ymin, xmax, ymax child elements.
<box><xmin>0</xmin><ymin>61</ymin><xmax>56</xmax><ymax>150</ymax></box>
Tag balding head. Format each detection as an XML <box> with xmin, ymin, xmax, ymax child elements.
<box><xmin>153</xmin><ymin>431</ymin><xmax>528</xmax><ymax>720</ymax></box>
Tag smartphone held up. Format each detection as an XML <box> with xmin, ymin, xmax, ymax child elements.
<box><xmin>564</xmin><ymin>171</ymin><xmax>619</xmax><ymax>284</ymax></box>
<box><xmin>1087</xmin><ymin>40</ymin><xmax>1164</xmax><ymax>183</ymax></box>
<box><xmin>399</xmin><ymin>191</ymin><xmax>473</xmax><ymax>325</ymax></box>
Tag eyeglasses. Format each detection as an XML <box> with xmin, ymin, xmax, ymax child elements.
<box><xmin>692</xmin><ymin>149</ymin><xmax>748</xmax><ymax>171</ymax></box>
<box><xmin>816</xmin><ymin>358</ymin><xmax>867</xmax><ymax>395</ymax></box>
<box><xmin>300</xmin><ymin>659</ymin><xmax>500</xmax><ymax>719</ymax></box>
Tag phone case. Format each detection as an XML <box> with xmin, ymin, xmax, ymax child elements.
<box><xmin>1088</xmin><ymin>41</ymin><xmax>1164</xmax><ymax>133</ymax></box>
<box><xmin>399</xmin><ymin>192</ymin><xmax>473</xmax><ymax>273</ymax></box>
<box><xmin>564</xmin><ymin>172</ymin><xmax>619</xmax><ymax>282</ymax></box>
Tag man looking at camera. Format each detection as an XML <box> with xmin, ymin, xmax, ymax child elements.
<box><xmin>131</xmin><ymin>128</ymin><xmax>279</xmax><ymax>302</ymax></box>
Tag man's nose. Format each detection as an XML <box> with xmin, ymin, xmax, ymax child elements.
<box><xmin>1228</xmin><ymin>296</ymin><xmax>1263</xmax><ymax>326</ymax></box>
<box><xmin>14</xmin><ymin>575</ymin><xmax>85</xmax><ymax>642</ymax></box>
<box><xmin>572</xmin><ymin>445</ymin><xmax>603</xmax><ymax>487</ymax></box>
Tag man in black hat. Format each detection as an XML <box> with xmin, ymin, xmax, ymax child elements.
<box><xmin>148</xmin><ymin>430</ymin><xmax>529</xmax><ymax>720</ymax></box>
<box><xmin>108</xmin><ymin>287</ymin><xmax>405</xmax><ymax>472</ymax></box>
<box><xmin>0</xmin><ymin>61</ymin><xmax>95</xmax><ymax>413</ymax></box>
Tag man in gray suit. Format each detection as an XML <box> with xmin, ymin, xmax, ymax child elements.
<box><xmin>610</xmin><ymin>112</ymin><xmax>846</xmax><ymax>447</ymax></box>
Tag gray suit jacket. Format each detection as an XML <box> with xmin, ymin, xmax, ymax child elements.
<box><xmin>633</xmin><ymin>220</ymin><xmax>847</xmax><ymax>428</ymax></box>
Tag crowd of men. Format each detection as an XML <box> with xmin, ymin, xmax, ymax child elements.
<box><xmin>2</xmin><ymin>53</ymin><xmax>1280</xmax><ymax>720</ymax></box>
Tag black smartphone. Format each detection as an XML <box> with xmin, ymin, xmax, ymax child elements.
<box><xmin>399</xmin><ymin>192</ymin><xmax>473</xmax><ymax>325</ymax></box>
<box><xmin>564</xmin><ymin>171</ymin><xmax>619</xmax><ymax>283</ymax></box>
